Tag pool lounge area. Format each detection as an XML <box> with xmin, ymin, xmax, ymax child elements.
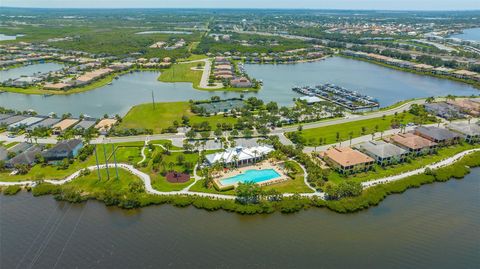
<box><xmin>214</xmin><ymin>162</ymin><xmax>289</xmax><ymax>190</ymax></box>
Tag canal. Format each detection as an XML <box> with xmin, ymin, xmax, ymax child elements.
<box><xmin>0</xmin><ymin>57</ymin><xmax>478</xmax><ymax>117</ymax></box>
<box><xmin>1</xmin><ymin>169</ymin><xmax>478</xmax><ymax>268</ymax></box>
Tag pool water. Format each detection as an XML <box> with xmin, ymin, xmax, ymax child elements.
<box><xmin>220</xmin><ymin>169</ymin><xmax>281</xmax><ymax>186</ymax></box>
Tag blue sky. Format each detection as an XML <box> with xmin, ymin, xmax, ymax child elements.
<box><xmin>1</xmin><ymin>0</ymin><xmax>479</xmax><ymax>10</ymax></box>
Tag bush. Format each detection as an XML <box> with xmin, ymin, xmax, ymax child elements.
<box><xmin>3</xmin><ymin>185</ymin><xmax>21</xmax><ymax>195</ymax></box>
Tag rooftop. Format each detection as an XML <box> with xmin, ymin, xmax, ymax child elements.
<box><xmin>206</xmin><ymin>146</ymin><xmax>273</xmax><ymax>164</ymax></box>
<box><xmin>415</xmin><ymin>126</ymin><xmax>462</xmax><ymax>141</ymax></box>
<box><xmin>447</xmin><ymin>122</ymin><xmax>480</xmax><ymax>136</ymax></box>
<box><xmin>355</xmin><ymin>140</ymin><xmax>407</xmax><ymax>159</ymax></box>
<box><xmin>390</xmin><ymin>133</ymin><xmax>437</xmax><ymax>150</ymax></box>
<box><xmin>52</xmin><ymin>118</ymin><xmax>79</xmax><ymax>131</ymax></box>
<box><xmin>321</xmin><ymin>147</ymin><xmax>374</xmax><ymax>167</ymax></box>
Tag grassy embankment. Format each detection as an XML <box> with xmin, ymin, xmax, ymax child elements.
<box><xmin>158</xmin><ymin>62</ymin><xmax>260</xmax><ymax>92</ymax></box>
<box><xmin>289</xmin><ymin>112</ymin><xmax>427</xmax><ymax>146</ymax></box>
<box><xmin>118</xmin><ymin>101</ymin><xmax>237</xmax><ymax>133</ymax></box>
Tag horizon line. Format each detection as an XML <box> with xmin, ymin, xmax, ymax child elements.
<box><xmin>1</xmin><ymin>6</ymin><xmax>480</xmax><ymax>12</ymax></box>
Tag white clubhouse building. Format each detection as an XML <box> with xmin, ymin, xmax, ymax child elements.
<box><xmin>205</xmin><ymin>146</ymin><xmax>274</xmax><ymax>166</ymax></box>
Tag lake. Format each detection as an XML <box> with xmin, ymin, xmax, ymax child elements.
<box><xmin>0</xmin><ymin>57</ymin><xmax>478</xmax><ymax>117</ymax></box>
<box><xmin>1</xmin><ymin>169</ymin><xmax>479</xmax><ymax>268</ymax></box>
<box><xmin>450</xmin><ymin>27</ymin><xmax>480</xmax><ymax>42</ymax></box>
<box><xmin>0</xmin><ymin>62</ymin><xmax>64</xmax><ymax>82</ymax></box>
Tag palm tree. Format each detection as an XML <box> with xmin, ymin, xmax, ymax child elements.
<box><xmin>233</xmin><ymin>155</ymin><xmax>239</xmax><ymax>167</ymax></box>
<box><xmin>425</xmin><ymin>96</ymin><xmax>435</xmax><ymax>103</ymax></box>
<box><xmin>252</xmin><ymin>150</ymin><xmax>259</xmax><ymax>163</ymax></box>
<box><xmin>348</xmin><ymin>131</ymin><xmax>354</xmax><ymax>146</ymax></box>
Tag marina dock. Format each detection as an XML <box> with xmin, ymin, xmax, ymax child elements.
<box><xmin>293</xmin><ymin>84</ymin><xmax>380</xmax><ymax>111</ymax></box>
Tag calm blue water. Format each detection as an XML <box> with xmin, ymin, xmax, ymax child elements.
<box><xmin>0</xmin><ymin>57</ymin><xmax>478</xmax><ymax>117</ymax></box>
<box><xmin>0</xmin><ymin>62</ymin><xmax>64</xmax><ymax>82</ymax></box>
<box><xmin>450</xmin><ymin>28</ymin><xmax>480</xmax><ymax>41</ymax></box>
<box><xmin>220</xmin><ymin>169</ymin><xmax>281</xmax><ymax>186</ymax></box>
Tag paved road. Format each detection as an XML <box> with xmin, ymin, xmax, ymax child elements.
<box><xmin>0</xmin><ymin>98</ymin><xmax>440</xmax><ymax>147</ymax></box>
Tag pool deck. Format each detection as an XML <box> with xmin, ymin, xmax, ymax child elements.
<box><xmin>213</xmin><ymin>161</ymin><xmax>290</xmax><ymax>190</ymax></box>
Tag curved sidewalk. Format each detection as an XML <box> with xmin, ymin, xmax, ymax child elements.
<box><xmin>1</xmin><ymin>149</ymin><xmax>478</xmax><ymax>201</ymax></box>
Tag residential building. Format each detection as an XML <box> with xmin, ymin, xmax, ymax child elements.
<box><xmin>8</xmin><ymin>116</ymin><xmax>46</xmax><ymax>130</ymax></box>
<box><xmin>95</xmin><ymin>118</ymin><xmax>117</xmax><ymax>135</ymax></box>
<box><xmin>26</xmin><ymin>118</ymin><xmax>61</xmax><ymax>132</ymax></box>
<box><xmin>0</xmin><ymin>115</ymin><xmax>28</xmax><ymax>127</ymax></box>
<box><xmin>354</xmin><ymin>141</ymin><xmax>408</xmax><ymax>166</ymax></box>
<box><xmin>230</xmin><ymin>77</ymin><xmax>253</xmax><ymax>88</ymax></box>
<box><xmin>320</xmin><ymin>147</ymin><xmax>374</xmax><ymax>174</ymax></box>
<box><xmin>6</xmin><ymin>145</ymin><xmax>42</xmax><ymax>168</ymax></box>
<box><xmin>414</xmin><ymin>126</ymin><xmax>462</xmax><ymax>145</ymax></box>
<box><xmin>52</xmin><ymin>118</ymin><xmax>79</xmax><ymax>134</ymax></box>
<box><xmin>446</xmin><ymin>99</ymin><xmax>480</xmax><ymax>116</ymax></box>
<box><xmin>205</xmin><ymin>146</ymin><xmax>274</xmax><ymax>166</ymax></box>
<box><xmin>424</xmin><ymin>102</ymin><xmax>464</xmax><ymax>120</ymax></box>
<box><xmin>42</xmin><ymin>139</ymin><xmax>83</xmax><ymax>162</ymax></box>
<box><xmin>447</xmin><ymin>122</ymin><xmax>480</xmax><ymax>144</ymax></box>
<box><xmin>389</xmin><ymin>133</ymin><xmax>437</xmax><ymax>155</ymax></box>
<box><xmin>74</xmin><ymin>119</ymin><xmax>97</xmax><ymax>130</ymax></box>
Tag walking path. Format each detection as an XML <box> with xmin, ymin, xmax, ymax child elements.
<box><xmin>1</xmin><ymin>149</ymin><xmax>477</xmax><ymax>201</ymax></box>
<box><xmin>362</xmin><ymin>148</ymin><xmax>480</xmax><ymax>188</ymax></box>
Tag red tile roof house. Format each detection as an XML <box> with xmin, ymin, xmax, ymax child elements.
<box><xmin>389</xmin><ymin>133</ymin><xmax>438</xmax><ymax>156</ymax></box>
<box><xmin>320</xmin><ymin>147</ymin><xmax>375</xmax><ymax>175</ymax></box>
<box><xmin>230</xmin><ymin>77</ymin><xmax>253</xmax><ymax>88</ymax></box>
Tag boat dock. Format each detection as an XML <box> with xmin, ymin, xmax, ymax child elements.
<box><xmin>293</xmin><ymin>84</ymin><xmax>380</xmax><ymax>111</ymax></box>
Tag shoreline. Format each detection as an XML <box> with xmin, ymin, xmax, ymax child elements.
<box><xmin>339</xmin><ymin>54</ymin><xmax>480</xmax><ymax>90</ymax></box>
<box><xmin>1</xmin><ymin>148</ymin><xmax>479</xmax><ymax>214</ymax></box>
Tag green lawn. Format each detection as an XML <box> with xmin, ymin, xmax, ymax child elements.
<box><xmin>143</xmin><ymin>150</ymin><xmax>199</xmax><ymax>191</ymax></box>
<box><xmin>118</xmin><ymin>101</ymin><xmax>237</xmax><ymax>133</ymax></box>
<box><xmin>0</xmin><ymin>143</ymin><xmax>143</xmax><ymax>182</ymax></box>
<box><xmin>326</xmin><ymin>143</ymin><xmax>479</xmax><ymax>184</ymax></box>
<box><xmin>263</xmin><ymin>161</ymin><xmax>314</xmax><ymax>193</ymax></box>
<box><xmin>291</xmin><ymin>112</ymin><xmax>427</xmax><ymax>146</ymax></box>
<box><xmin>62</xmin><ymin>168</ymin><xmax>143</xmax><ymax>195</ymax></box>
<box><xmin>158</xmin><ymin>62</ymin><xmax>203</xmax><ymax>87</ymax></box>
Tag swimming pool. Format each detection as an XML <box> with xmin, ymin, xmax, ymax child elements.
<box><xmin>219</xmin><ymin>169</ymin><xmax>281</xmax><ymax>186</ymax></box>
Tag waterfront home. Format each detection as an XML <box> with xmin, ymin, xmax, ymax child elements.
<box><xmin>414</xmin><ymin>64</ymin><xmax>434</xmax><ymax>71</ymax></box>
<box><xmin>8</xmin><ymin>116</ymin><xmax>46</xmax><ymax>131</ymax></box>
<box><xmin>320</xmin><ymin>147</ymin><xmax>374</xmax><ymax>174</ymax></box>
<box><xmin>205</xmin><ymin>146</ymin><xmax>274</xmax><ymax>167</ymax></box>
<box><xmin>74</xmin><ymin>119</ymin><xmax>97</xmax><ymax>130</ymax></box>
<box><xmin>447</xmin><ymin>122</ymin><xmax>480</xmax><ymax>144</ymax></box>
<box><xmin>26</xmin><ymin>117</ymin><xmax>61</xmax><ymax>132</ymax></box>
<box><xmin>354</xmin><ymin>141</ymin><xmax>408</xmax><ymax>166</ymax></box>
<box><xmin>6</xmin><ymin>145</ymin><xmax>42</xmax><ymax>168</ymax></box>
<box><xmin>95</xmin><ymin>118</ymin><xmax>118</xmax><ymax>135</ymax></box>
<box><xmin>42</xmin><ymin>139</ymin><xmax>83</xmax><ymax>162</ymax></box>
<box><xmin>214</xmin><ymin>64</ymin><xmax>232</xmax><ymax>71</ymax></box>
<box><xmin>389</xmin><ymin>133</ymin><xmax>437</xmax><ymax>156</ymax></box>
<box><xmin>75</xmin><ymin>68</ymin><xmax>113</xmax><ymax>84</ymax></box>
<box><xmin>446</xmin><ymin>99</ymin><xmax>480</xmax><ymax>116</ymax></box>
<box><xmin>424</xmin><ymin>102</ymin><xmax>464</xmax><ymax>120</ymax></box>
<box><xmin>230</xmin><ymin>77</ymin><xmax>253</xmax><ymax>88</ymax></box>
<box><xmin>0</xmin><ymin>115</ymin><xmax>28</xmax><ymax>127</ymax></box>
<box><xmin>453</xmin><ymin>69</ymin><xmax>478</xmax><ymax>79</ymax></box>
<box><xmin>43</xmin><ymin>82</ymin><xmax>71</xmax><ymax>90</ymax></box>
<box><xmin>0</xmin><ymin>114</ymin><xmax>13</xmax><ymax>121</ymax></box>
<box><xmin>414</xmin><ymin>126</ymin><xmax>462</xmax><ymax>145</ymax></box>
<box><xmin>52</xmin><ymin>118</ymin><xmax>79</xmax><ymax>134</ymax></box>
